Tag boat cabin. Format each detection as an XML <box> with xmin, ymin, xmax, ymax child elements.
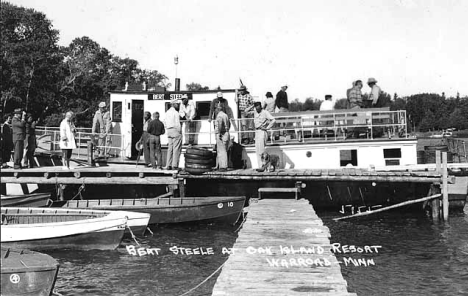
<box><xmin>108</xmin><ymin>88</ymin><xmax>417</xmax><ymax>169</ymax></box>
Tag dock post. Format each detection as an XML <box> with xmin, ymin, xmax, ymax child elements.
<box><xmin>442</xmin><ymin>152</ymin><xmax>449</xmax><ymax>221</ymax></box>
<box><xmin>87</xmin><ymin>141</ymin><xmax>95</xmax><ymax>166</ymax></box>
<box><xmin>178</xmin><ymin>179</ymin><xmax>185</xmax><ymax>197</ymax></box>
<box><xmin>430</xmin><ymin>184</ymin><xmax>441</xmax><ymax>221</ymax></box>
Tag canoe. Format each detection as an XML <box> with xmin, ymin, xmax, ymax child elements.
<box><xmin>1</xmin><ymin>248</ymin><xmax>59</xmax><ymax>296</ymax></box>
<box><xmin>54</xmin><ymin>196</ymin><xmax>246</xmax><ymax>225</ymax></box>
<box><xmin>1</xmin><ymin>207</ymin><xmax>150</xmax><ymax>250</ymax></box>
<box><xmin>1</xmin><ymin>192</ymin><xmax>52</xmax><ymax>207</ymax></box>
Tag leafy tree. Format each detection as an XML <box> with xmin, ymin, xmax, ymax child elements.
<box><xmin>334</xmin><ymin>98</ymin><xmax>349</xmax><ymax>109</ymax></box>
<box><xmin>1</xmin><ymin>2</ymin><xmax>63</xmax><ymax>118</ymax></box>
<box><xmin>186</xmin><ymin>83</ymin><xmax>209</xmax><ymax>91</ymax></box>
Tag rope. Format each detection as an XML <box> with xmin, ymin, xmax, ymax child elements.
<box><xmin>126</xmin><ymin>222</ymin><xmax>140</xmax><ymax>246</ymax></box>
<box><xmin>178</xmin><ymin>261</ymin><xmax>227</xmax><ymax>296</ymax></box>
<box><xmin>69</xmin><ymin>183</ymin><xmax>85</xmax><ymax>201</ymax></box>
<box><xmin>235</xmin><ymin>211</ymin><xmax>247</xmax><ymax>233</ymax></box>
<box><xmin>146</xmin><ymin>227</ymin><xmax>154</xmax><ymax>236</ymax></box>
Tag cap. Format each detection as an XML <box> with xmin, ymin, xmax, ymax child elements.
<box><xmin>253</xmin><ymin>97</ymin><xmax>262</xmax><ymax>105</ymax></box>
<box><xmin>98</xmin><ymin>102</ymin><xmax>106</xmax><ymax>108</ymax></box>
<box><xmin>282</xmin><ymin>84</ymin><xmax>288</xmax><ymax>88</ymax></box>
<box><xmin>325</xmin><ymin>94</ymin><xmax>332</xmax><ymax>99</ymax></box>
<box><xmin>171</xmin><ymin>99</ymin><xmax>181</xmax><ymax>104</ymax></box>
<box><xmin>367</xmin><ymin>78</ymin><xmax>377</xmax><ymax>84</ymax></box>
<box><xmin>217</xmin><ymin>92</ymin><xmax>223</xmax><ymax>98</ymax></box>
<box><xmin>14</xmin><ymin>108</ymin><xmax>23</xmax><ymax>114</ymax></box>
<box><xmin>181</xmin><ymin>94</ymin><xmax>188</xmax><ymax>99</ymax></box>
<box><xmin>239</xmin><ymin>85</ymin><xmax>247</xmax><ymax>90</ymax></box>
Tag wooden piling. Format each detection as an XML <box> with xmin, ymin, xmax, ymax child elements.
<box><xmin>442</xmin><ymin>152</ymin><xmax>449</xmax><ymax>221</ymax></box>
<box><xmin>430</xmin><ymin>184</ymin><xmax>441</xmax><ymax>221</ymax></box>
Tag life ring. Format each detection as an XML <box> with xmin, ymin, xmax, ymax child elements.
<box><xmin>185</xmin><ymin>163</ymin><xmax>213</xmax><ymax>170</ymax></box>
<box><xmin>184</xmin><ymin>157</ymin><xmax>213</xmax><ymax>165</ymax></box>
<box><xmin>186</xmin><ymin>148</ymin><xmax>213</xmax><ymax>157</ymax></box>
<box><xmin>185</xmin><ymin>167</ymin><xmax>211</xmax><ymax>175</ymax></box>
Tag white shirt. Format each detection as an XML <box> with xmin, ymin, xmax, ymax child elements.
<box><xmin>320</xmin><ymin>100</ymin><xmax>334</xmax><ymax>111</ymax></box>
<box><xmin>179</xmin><ymin>100</ymin><xmax>196</xmax><ymax>120</ymax></box>
<box><xmin>165</xmin><ymin>107</ymin><xmax>181</xmax><ymax>132</ymax></box>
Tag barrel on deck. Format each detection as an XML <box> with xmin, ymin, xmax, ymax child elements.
<box><xmin>423</xmin><ymin>145</ymin><xmax>453</xmax><ymax>163</ymax></box>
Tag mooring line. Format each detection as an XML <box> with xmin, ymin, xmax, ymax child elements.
<box><xmin>178</xmin><ymin>261</ymin><xmax>227</xmax><ymax>296</ymax></box>
<box><xmin>125</xmin><ymin>219</ymin><xmax>140</xmax><ymax>246</ymax></box>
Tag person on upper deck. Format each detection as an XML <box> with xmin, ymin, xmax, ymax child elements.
<box><xmin>147</xmin><ymin>111</ymin><xmax>165</xmax><ymax>170</ymax></box>
<box><xmin>263</xmin><ymin>92</ymin><xmax>276</xmax><ymax>114</ymax></box>
<box><xmin>236</xmin><ymin>85</ymin><xmax>254</xmax><ymax>145</ymax></box>
<box><xmin>245</xmin><ymin>99</ymin><xmax>276</xmax><ymax>168</ymax></box>
<box><xmin>275</xmin><ymin>85</ymin><xmax>289</xmax><ymax>112</ymax></box>
<box><xmin>367</xmin><ymin>78</ymin><xmax>382</xmax><ymax>107</ymax></box>
<box><xmin>179</xmin><ymin>94</ymin><xmax>197</xmax><ymax>146</ymax></box>
<box><xmin>348</xmin><ymin>80</ymin><xmax>363</xmax><ymax>109</ymax></box>
<box><xmin>165</xmin><ymin>99</ymin><xmax>182</xmax><ymax>170</ymax></box>
<box><xmin>320</xmin><ymin>95</ymin><xmax>334</xmax><ymax>111</ymax></box>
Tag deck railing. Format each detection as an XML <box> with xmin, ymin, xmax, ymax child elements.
<box><xmin>35</xmin><ymin>109</ymin><xmax>409</xmax><ymax>159</ymax></box>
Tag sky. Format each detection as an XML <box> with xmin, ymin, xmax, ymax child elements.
<box><xmin>9</xmin><ymin>0</ymin><xmax>468</xmax><ymax>102</ymax></box>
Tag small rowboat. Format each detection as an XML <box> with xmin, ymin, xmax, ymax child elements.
<box><xmin>1</xmin><ymin>207</ymin><xmax>150</xmax><ymax>250</ymax></box>
<box><xmin>54</xmin><ymin>196</ymin><xmax>246</xmax><ymax>225</ymax></box>
<box><xmin>1</xmin><ymin>192</ymin><xmax>52</xmax><ymax>207</ymax></box>
<box><xmin>1</xmin><ymin>248</ymin><xmax>59</xmax><ymax>296</ymax></box>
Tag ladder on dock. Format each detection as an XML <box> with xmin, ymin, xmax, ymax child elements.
<box><xmin>212</xmin><ymin>199</ymin><xmax>356</xmax><ymax>296</ymax></box>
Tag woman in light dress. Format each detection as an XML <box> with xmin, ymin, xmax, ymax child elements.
<box><xmin>59</xmin><ymin>111</ymin><xmax>77</xmax><ymax>170</ymax></box>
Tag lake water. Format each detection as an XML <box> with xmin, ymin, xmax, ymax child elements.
<box><xmin>48</xmin><ymin>204</ymin><xmax>468</xmax><ymax>296</ymax></box>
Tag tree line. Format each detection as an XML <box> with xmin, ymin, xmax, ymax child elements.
<box><xmin>1</xmin><ymin>2</ymin><xmax>170</xmax><ymax>127</ymax></box>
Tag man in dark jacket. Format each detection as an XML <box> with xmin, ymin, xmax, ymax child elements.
<box><xmin>1</xmin><ymin>114</ymin><xmax>13</xmax><ymax>168</ymax></box>
<box><xmin>147</xmin><ymin>112</ymin><xmax>165</xmax><ymax>169</ymax></box>
<box><xmin>275</xmin><ymin>85</ymin><xmax>289</xmax><ymax>112</ymax></box>
<box><xmin>11</xmin><ymin>108</ymin><xmax>26</xmax><ymax>169</ymax></box>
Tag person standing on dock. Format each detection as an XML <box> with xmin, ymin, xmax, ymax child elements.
<box><xmin>147</xmin><ymin>112</ymin><xmax>165</xmax><ymax>170</ymax></box>
<box><xmin>236</xmin><ymin>85</ymin><xmax>254</xmax><ymax>145</ymax></box>
<box><xmin>179</xmin><ymin>94</ymin><xmax>197</xmax><ymax>146</ymax></box>
<box><xmin>92</xmin><ymin>102</ymin><xmax>107</xmax><ymax>157</ymax></box>
<box><xmin>246</xmin><ymin>99</ymin><xmax>276</xmax><ymax>168</ymax></box>
<box><xmin>59</xmin><ymin>111</ymin><xmax>77</xmax><ymax>170</ymax></box>
<box><xmin>11</xmin><ymin>108</ymin><xmax>26</xmax><ymax>169</ymax></box>
<box><xmin>215</xmin><ymin>104</ymin><xmax>230</xmax><ymax>172</ymax></box>
<box><xmin>22</xmin><ymin>113</ymin><xmax>37</xmax><ymax>168</ymax></box>
<box><xmin>1</xmin><ymin>114</ymin><xmax>13</xmax><ymax>168</ymax></box>
<box><xmin>165</xmin><ymin>99</ymin><xmax>182</xmax><ymax>170</ymax></box>
<box><xmin>137</xmin><ymin>111</ymin><xmax>152</xmax><ymax>166</ymax></box>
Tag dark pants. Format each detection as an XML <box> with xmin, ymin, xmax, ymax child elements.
<box><xmin>13</xmin><ymin>140</ymin><xmax>24</xmax><ymax>168</ymax></box>
<box><xmin>62</xmin><ymin>149</ymin><xmax>72</xmax><ymax>160</ymax></box>
<box><xmin>141</xmin><ymin>132</ymin><xmax>150</xmax><ymax>165</ymax></box>
<box><xmin>23</xmin><ymin>135</ymin><xmax>36</xmax><ymax>167</ymax></box>
<box><xmin>148</xmin><ymin>135</ymin><xmax>162</xmax><ymax>168</ymax></box>
<box><xmin>1</xmin><ymin>142</ymin><xmax>12</xmax><ymax>164</ymax></box>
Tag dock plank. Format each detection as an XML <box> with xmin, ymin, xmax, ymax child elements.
<box><xmin>212</xmin><ymin>199</ymin><xmax>354</xmax><ymax>295</ymax></box>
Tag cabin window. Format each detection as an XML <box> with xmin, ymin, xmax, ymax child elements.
<box><xmin>383</xmin><ymin>148</ymin><xmax>401</xmax><ymax>166</ymax></box>
<box><xmin>340</xmin><ymin>149</ymin><xmax>358</xmax><ymax>167</ymax></box>
<box><xmin>196</xmin><ymin>101</ymin><xmax>211</xmax><ymax>120</ymax></box>
<box><xmin>112</xmin><ymin>101</ymin><xmax>122</xmax><ymax>122</ymax></box>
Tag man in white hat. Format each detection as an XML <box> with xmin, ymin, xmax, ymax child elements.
<box><xmin>245</xmin><ymin>98</ymin><xmax>276</xmax><ymax>168</ymax></box>
<box><xmin>92</xmin><ymin>101</ymin><xmax>107</xmax><ymax>157</ymax></box>
<box><xmin>164</xmin><ymin>99</ymin><xmax>182</xmax><ymax>170</ymax></box>
<box><xmin>208</xmin><ymin>92</ymin><xmax>230</xmax><ymax>123</ymax></box>
<box><xmin>179</xmin><ymin>94</ymin><xmax>197</xmax><ymax>146</ymax></box>
<box><xmin>367</xmin><ymin>78</ymin><xmax>381</xmax><ymax>107</ymax></box>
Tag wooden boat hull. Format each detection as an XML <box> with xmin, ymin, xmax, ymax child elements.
<box><xmin>1</xmin><ymin>193</ymin><xmax>51</xmax><ymax>207</ymax></box>
<box><xmin>1</xmin><ymin>248</ymin><xmax>59</xmax><ymax>296</ymax></box>
<box><xmin>0</xmin><ymin>208</ymin><xmax>141</xmax><ymax>250</ymax></box>
<box><xmin>58</xmin><ymin>196</ymin><xmax>246</xmax><ymax>225</ymax></box>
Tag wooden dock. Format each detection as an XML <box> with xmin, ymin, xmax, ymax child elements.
<box><xmin>212</xmin><ymin>199</ymin><xmax>356</xmax><ymax>296</ymax></box>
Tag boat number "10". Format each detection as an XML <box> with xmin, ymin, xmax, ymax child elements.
<box><xmin>217</xmin><ymin>202</ymin><xmax>234</xmax><ymax>209</ymax></box>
